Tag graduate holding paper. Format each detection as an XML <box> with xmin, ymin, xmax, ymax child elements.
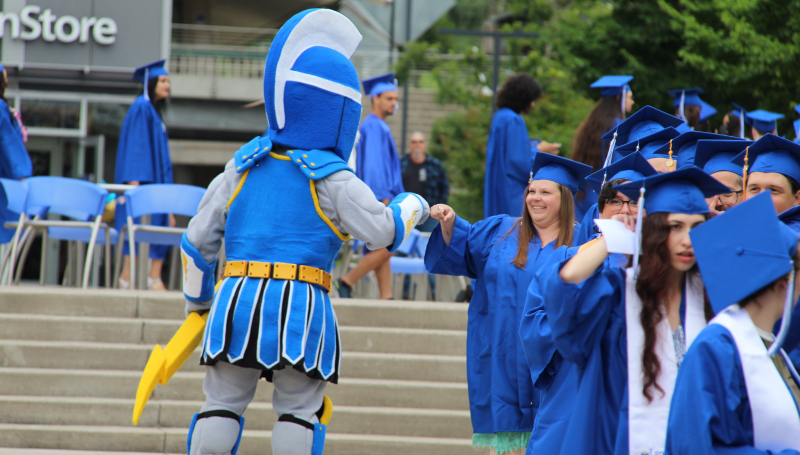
<box><xmin>666</xmin><ymin>192</ymin><xmax>800</xmax><ymax>455</ymax></box>
<box><xmin>426</xmin><ymin>153</ymin><xmax>590</xmax><ymax>455</ymax></box>
<box><xmin>539</xmin><ymin>167</ymin><xmax>729</xmax><ymax>455</ymax></box>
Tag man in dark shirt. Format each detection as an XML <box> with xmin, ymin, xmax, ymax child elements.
<box><xmin>400</xmin><ymin>131</ymin><xmax>449</xmax><ymax>232</ymax></box>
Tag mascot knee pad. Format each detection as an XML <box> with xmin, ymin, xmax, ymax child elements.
<box><xmin>187</xmin><ymin>410</ymin><xmax>245</xmax><ymax>455</ymax></box>
<box><xmin>274</xmin><ymin>395</ymin><xmax>332</xmax><ymax>455</ymax></box>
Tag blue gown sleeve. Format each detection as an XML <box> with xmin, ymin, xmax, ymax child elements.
<box><xmin>423</xmin><ymin>214</ymin><xmax>507</xmax><ymax>279</ymax></box>
<box><xmin>539</xmin><ymin>256</ymin><xmax>625</xmax><ymax>369</ymax></box>
<box><xmin>0</xmin><ymin>103</ymin><xmax>31</xmax><ymax>180</ymax></box>
<box><xmin>115</xmin><ymin>101</ymin><xmax>156</xmax><ymax>184</ymax></box>
<box><xmin>666</xmin><ymin>325</ymin><xmax>800</xmax><ymax>455</ymax></box>
<box><xmin>504</xmin><ymin>115</ymin><xmax>535</xmax><ymax>185</ymax></box>
<box><xmin>519</xmin><ymin>246</ymin><xmax>576</xmax><ymax>389</ymax></box>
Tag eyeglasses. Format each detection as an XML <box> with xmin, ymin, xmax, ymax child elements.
<box><xmin>606</xmin><ymin>198</ymin><xmax>639</xmax><ymax>210</ymax></box>
<box><xmin>718</xmin><ymin>190</ymin><xmax>742</xmax><ymax>204</ymax></box>
<box><xmin>410</xmin><ymin>140</ymin><xmax>425</xmax><ymax>144</ymax></box>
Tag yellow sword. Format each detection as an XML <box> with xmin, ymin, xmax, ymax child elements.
<box><xmin>132</xmin><ymin>311</ymin><xmax>209</xmax><ymax>425</ymax></box>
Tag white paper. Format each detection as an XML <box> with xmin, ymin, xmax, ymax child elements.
<box><xmin>594</xmin><ymin>219</ymin><xmax>636</xmax><ymax>255</ymax></box>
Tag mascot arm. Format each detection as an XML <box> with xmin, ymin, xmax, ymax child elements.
<box><xmin>316</xmin><ymin>171</ymin><xmax>429</xmax><ymax>250</ymax></box>
<box><xmin>385</xmin><ymin>192</ymin><xmax>429</xmax><ymax>252</ymax></box>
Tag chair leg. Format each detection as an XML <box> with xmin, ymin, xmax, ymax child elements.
<box><xmin>62</xmin><ymin>243</ymin><xmax>73</xmax><ymax>287</ymax></box>
<box><xmin>5</xmin><ymin>213</ymin><xmax>27</xmax><ymax>286</ymax></box>
<box><xmin>114</xmin><ymin>226</ymin><xmax>127</xmax><ymax>289</ymax></box>
<box><xmin>127</xmin><ymin>217</ymin><xmax>136</xmax><ymax>290</ymax></box>
<box><xmin>14</xmin><ymin>227</ymin><xmax>38</xmax><ymax>285</ymax></box>
<box><xmin>76</xmin><ymin>242</ymin><xmax>85</xmax><ymax>288</ymax></box>
<box><xmin>39</xmin><ymin>229</ymin><xmax>48</xmax><ymax>286</ymax></box>
<box><xmin>168</xmin><ymin>246</ymin><xmax>178</xmax><ymax>291</ymax></box>
<box><xmin>105</xmin><ymin>230</ymin><xmax>111</xmax><ymax>288</ymax></box>
<box><xmin>82</xmin><ymin>217</ymin><xmax>102</xmax><ymax>289</ymax></box>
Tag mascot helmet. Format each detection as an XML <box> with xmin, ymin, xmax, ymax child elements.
<box><xmin>264</xmin><ymin>9</ymin><xmax>362</xmax><ymax>161</ymax></box>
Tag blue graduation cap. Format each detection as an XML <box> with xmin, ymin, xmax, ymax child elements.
<box><xmin>615</xmin><ymin>166</ymin><xmax>730</xmax><ymax>215</ymax></box>
<box><xmin>699</xmin><ymin>100</ymin><xmax>717</xmax><ymax>123</ymax></box>
<box><xmin>133</xmin><ymin>60</ymin><xmax>168</xmax><ymax>102</ymax></box>
<box><xmin>693</xmin><ymin>139</ymin><xmax>753</xmax><ymax>176</ymax></box>
<box><xmin>601</xmin><ymin>106</ymin><xmax>684</xmax><ymax>147</ymax></box>
<box><xmin>613</xmin><ymin>127</ymin><xmax>681</xmax><ymax>161</ymax></box>
<box><xmin>779</xmin><ymin>205</ymin><xmax>800</xmax><ymax>237</ymax></box>
<box><xmin>530</xmin><ymin>153</ymin><xmax>593</xmax><ymax>196</ymax></box>
<box><xmin>668</xmin><ymin>88</ymin><xmax>704</xmax><ymax>108</ymax></box>
<box><xmin>690</xmin><ymin>192</ymin><xmax>798</xmax><ymax>355</ymax></box>
<box><xmin>362</xmin><ymin>73</ymin><xmax>397</xmax><ymax>97</ymax></box>
<box><xmin>590</xmin><ymin>75</ymin><xmax>633</xmax><ymax>97</ymax></box>
<box><xmin>650</xmin><ymin>131</ymin><xmax>741</xmax><ymax>169</ymax></box>
<box><xmin>731</xmin><ymin>134</ymin><xmax>800</xmax><ymax>186</ymax></box>
<box><xmin>585</xmin><ymin>152</ymin><xmax>657</xmax><ymax>195</ymax></box>
<box><xmin>746</xmin><ymin>110</ymin><xmax>784</xmax><ymax>133</ymax></box>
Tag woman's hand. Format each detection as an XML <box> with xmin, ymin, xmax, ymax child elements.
<box><xmin>431</xmin><ymin>204</ymin><xmax>456</xmax><ymax>246</ymax></box>
<box><xmin>169</xmin><ymin>213</ymin><xmax>177</xmax><ymax>228</ymax></box>
<box><xmin>538</xmin><ymin>141</ymin><xmax>562</xmax><ymax>155</ymax></box>
<box><xmin>611</xmin><ymin>213</ymin><xmax>637</xmax><ymax>232</ymax></box>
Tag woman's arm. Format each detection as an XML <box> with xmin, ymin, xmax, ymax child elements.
<box><xmin>559</xmin><ymin>236</ymin><xmax>610</xmax><ymax>283</ymax></box>
<box><xmin>430</xmin><ymin>203</ymin><xmax>455</xmax><ymax>245</ymax></box>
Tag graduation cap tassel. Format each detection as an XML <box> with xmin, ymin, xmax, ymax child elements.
<box><xmin>742</xmin><ymin>146</ymin><xmax>749</xmax><ymax>201</ymax></box>
<box><xmin>143</xmin><ymin>68</ymin><xmax>150</xmax><ymax>102</ymax></box>
<box><xmin>767</xmin><ymin>261</ymin><xmax>795</xmax><ymax>357</ymax></box>
<box><xmin>632</xmin><ymin>186</ymin><xmax>645</xmax><ymax>281</ymax></box>
<box><xmin>620</xmin><ymin>86</ymin><xmax>626</xmax><ymax>119</ymax></box>
<box><xmin>667</xmin><ymin>139</ymin><xmax>675</xmax><ymax>172</ymax></box>
<box><xmin>679</xmin><ymin>91</ymin><xmax>686</xmax><ymax>122</ymax></box>
<box><xmin>739</xmin><ymin>110</ymin><xmax>745</xmax><ymax>139</ymax></box>
<box><xmin>601</xmin><ymin>132</ymin><xmax>618</xmax><ymax>187</ymax></box>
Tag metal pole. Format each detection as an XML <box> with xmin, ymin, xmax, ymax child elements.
<box><xmin>492</xmin><ymin>32</ymin><xmax>500</xmax><ymax>112</ymax></box>
<box><xmin>388</xmin><ymin>0</ymin><xmax>396</xmax><ymax>68</ymax></box>
<box><xmin>400</xmin><ymin>0</ymin><xmax>412</xmax><ymax>156</ymax></box>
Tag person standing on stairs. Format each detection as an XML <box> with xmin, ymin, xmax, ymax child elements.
<box><xmin>425</xmin><ymin>153</ymin><xmax>590</xmax><ymax>455</ymax></box>
<box><xmin>337</xmin><ymin>73</ymin><xmax>405</xmax><ymax>299</ymax></box>
<box><xmin>115</xmin><ymin>59</ymin><xmax>175</xmax><ymax>291</ymax></box>
<box><xmin>179</xmin><ymin>10</ymin><xmax>429</xmax><ymax>455</ymax></box>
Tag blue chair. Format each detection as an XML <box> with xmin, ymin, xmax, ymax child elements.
<box><xmin>8</xmin><ymin>177</ymin><xmax>110</xmax><ymax>289</ymax></box>
<box><xmin>390</xmin><ymin>229</ymin><xmax>432</xmax><ymax>300</ymax></box>
<box><xmin>0</xmin><ymin>179</ymin><xmax>28</xmax><ymax>284</ymax></box>
<box><xmin>118</xmin><ymin>184</ymin><xmax>206</xmax><ymax>290</ymax></box>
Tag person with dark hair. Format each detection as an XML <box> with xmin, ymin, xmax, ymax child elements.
<box><xmin>668</xmin><ymin>88</ymin><xmax>705</xmax><ymax>131</ymax></box>
<box><xmin>115</xmin><ymin>60</ymin><xmax>175</xmax><ymax>291</ymax></box>
<box><xmin>693</xmin><ymin>139</ymin><xmax>751</xmax><ymax>214</ymax></box>
<box><xmin>667</xmin><ymin>192</ymin><xmax>800</xmax><ymax>454</ymax></box>
<box><xmin>572</xmin><ymin>76</ymin><xmax>635</xmax><ymax>220</ymax></box>
<box><xmin>484</xmin><ymin>73</ymin><xmax>560</xmax><ymax>219</ymax></box>
<box><xmin>0</xmin><ymin>64</ymin><xmax>32</xmax><ymax>181</ymax></box>
<box><xmin>732</xmin><ymin>134</ymin><xmax>800</xmax><ymax>215</ymax></box>
<box><xmin>426</xmin><ymin>154</ymin><xmax>590</xmax><ymax>455</ymax></box>
<box><xmin>539</xmin><ymin>168</ymin><xmax>730</xmax><ymax>455</ymax></box>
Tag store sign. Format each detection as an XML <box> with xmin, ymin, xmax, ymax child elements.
<box><xmin>0</xmin><ymin>5</ymin><xmax>118</xmax><ymax>44</ymax></box>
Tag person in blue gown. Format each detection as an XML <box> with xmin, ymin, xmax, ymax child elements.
<box><xmin>519</xmin><ymin>152</ymin><xmax>656</xmax><ymax>455</ymax></box>
<box><xmin>571</xmin><ymin>76</ymin><xmax>636</xmax><ymax>221</ymax></box>
<box><xmin>0</xmin><ymin>64</ymin><xmax>31</xmax><ymax>182</ymax></box>
<box><xmin>115</xmin><ymin>60</ymin><xmax>174</xmax><ymax>290</ymax></box>
<box><xmin>667</xmin><ymin>192</ymin><xmax>800</xmax><ymax>455</ymax></box>
<box><xmin>484</xmin><ymin>74</ymin><xmax>561</xmax><ymax>219</ymax></box>
<box><xmin>426</xmin><ymin>153</ymin><xmax>590</xmax><ymax>454</ymax></box>
<box><xmin>338</xmin><ymin>73</ymin><xmax>404</xmax><ymax>300</ymax></box>
<box><xmin>539</xmin><ymin>167</ymin><xmax>729</xmax><ymax>455</ymax></box>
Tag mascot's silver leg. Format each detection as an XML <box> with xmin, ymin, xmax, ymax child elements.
<box><xmin>271</xmin><ymin>368</ymin><xmax>326</xmax><ymax>455</ymax></box>
<box><xmin>189</xmin><ymin>362</ymin><xmax>260</xmax><ymax>455</ymax></box>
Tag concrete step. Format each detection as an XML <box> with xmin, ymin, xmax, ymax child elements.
<box><xmin>0</xmin><ymin>368</ymin><xmax>469</xmax><ymax>410</ymax></box>
<box><xmin>0</xmin><ymin>288</ymin><xmax>468</xmax><ymax>330</ymax></box>
<box><xmin>0</xmin><ymin>314</ymin><xmax>467</xmax><ymax>356</ymax></box>
<box><xmin>0</xmin><ymin>424</ymin><xmax>478</xmax><ymax>455</ymax></box>
<box><xmin>0</xmin><ymin>340</ymin><xmax>466</xmax><ymax>382</ymax></box>
<box><xmin>0</xmin><ymin>449</ymin><xmax>180</xmax><ymax>455</ymax></box>
<box><xmin>0</xmin><ymin>396</ymin><xmax>472</xmax><ymax>439</ymax></box>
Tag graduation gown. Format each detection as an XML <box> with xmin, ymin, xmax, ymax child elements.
<box><xmin>540</xmin><ymin>258</ymin><xmax>695</xmax><ymax>455</ymax></box>
<box><xmin>576</xmin><ymin>203</ymin><xmax>600</xmax><ymax>246</ymax></box>
<box><xmin>665</xmin><ymin>324</ymin><xmax>800</xmax><ymax>455</ymax></box>
<box><xmin>424</xmin><ymin>214</ymin><xmax>578</xmax><ymax>434</ymax></box>
<box><xmin>574</xmin><ymin>188</ymin><xmax>599</xmax><ymax>222</ymax></box>
<box><xmin>0</xmin><ymin>99</ymin><xmax>31</xmax><ymax>181</ymax></box>
<box><xmin>114</xmin><ymin>95</ymin><xmax>173</xmax><ymax>259</ymax></box>
<box><xmin>484</xmin><ymin>108</ymin><xmax>536</xmax><ymax>219</ymax></box>
<box><xmin>356</xmin><ymin>113</ymin><xmax>404</xmax><ymax>201</ymax></box>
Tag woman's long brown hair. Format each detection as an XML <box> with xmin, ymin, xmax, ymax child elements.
<box><xmin>572</xmin><ymin>96</ymin><xmax>625</xmax><ymax>174</ymax></box>
<box><xmin>634</xmin><ymin>212</ymin><xmax>713</xmax><ymax>402</ymax></box>
<box><xmin>505</xmin><ymin>182</ymin><xmax>575</xmax><ymax>269</ymax></box>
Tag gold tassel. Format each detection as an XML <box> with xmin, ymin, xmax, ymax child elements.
<box><xmin>667</xmin><ymin>139</ymin><xmax>675</xmax><ymax>171</ymax></box>
<box><xmin>742</xmin><ymin>146</ymin><xmax>749</xmax><ymax>201</ymax></box>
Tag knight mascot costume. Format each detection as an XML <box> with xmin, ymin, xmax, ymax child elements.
<box><xmin>131</xmin><ymin>9</ymin><xmax>430</xmax><ymax>455</ymax></box>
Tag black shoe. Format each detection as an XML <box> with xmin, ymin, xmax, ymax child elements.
<box><xmin>337</xmin><ymin>279</ymin><xmax>353</xmax><ymax>298</ymax></box>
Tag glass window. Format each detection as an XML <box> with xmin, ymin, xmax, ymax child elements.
<box><xmin>20</xmin><ymin>99</ymin><xmax>80</xmax><ymax>129</ymax></box>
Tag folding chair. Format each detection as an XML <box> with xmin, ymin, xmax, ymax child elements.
<box><xmin>7</xmin><ymin>176</ymin><xmax>110</xmax><ymax>289</ymax></box>
<box><xmin>116</xmin><ymin>184</ymin><xmax>206</xmax><ymax>290</ymax></box>
<box><xmin>0</xmin><ymin>178</ymin><xmax>28</xmax><ymax>284</ymax></box>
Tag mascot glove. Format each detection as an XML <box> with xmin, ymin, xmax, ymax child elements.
<box><xmin>181</xmin><ymin>233</ymin><xmax>217</xmax><ymax>304</ymax></box>
<box><xmin>386</xmin><ymin>192</ymin><xmax>430</xmax><ymax>253</ymax></box>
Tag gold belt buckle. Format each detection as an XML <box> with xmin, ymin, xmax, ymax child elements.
<box><xmin>247</xmin><ymin>261</ymin><xmax>272</xmax><ymax>278</ymax></box>
<box><xmin>299</xmin><ymin>265</ymin><xmax>321</xmax><ymax>285</ymax></box>
<box><xmin>320</xmin><ymin>271</ymin><xmax>332</xmax><ymax>291</ymax></box>
<box><xmin>272</xmin><ymin>262</ymin><xmax>298</xmax><ymax>280</ymax></box>
<box><xmin>224</xmin><ymin>260</ymin><xmax>248</xmax><ymax>277</ymax></box>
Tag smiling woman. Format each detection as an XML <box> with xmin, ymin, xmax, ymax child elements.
<box><xmin>425</xmin><ymin>153</ymin><xmax>591</xmax><ymax>455</ymax></box>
